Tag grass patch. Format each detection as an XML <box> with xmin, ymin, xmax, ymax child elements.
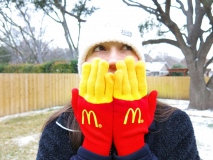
<box><xmin>0</xmin><ymin>110</ymin><xmax>57</xmax><ymax>160</ymax></box>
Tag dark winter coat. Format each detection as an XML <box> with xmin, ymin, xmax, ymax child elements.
<box><xmin>36</xmin><ymin>109</ymin><xmax>200</xmax><ymax>160</ymax></box>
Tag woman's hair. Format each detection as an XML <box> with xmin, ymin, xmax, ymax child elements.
<box><xmin>42</xmin><ymin>100</ymin><xmax>178</xmax><ymax>150</ymax></box>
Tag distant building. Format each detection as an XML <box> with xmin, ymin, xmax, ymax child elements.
<box><xmin>145</xmin><ymin>62</ymin><xmax>170</xmax><ymax>76</ymax></box>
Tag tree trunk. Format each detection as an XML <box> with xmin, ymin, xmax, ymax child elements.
<box><xmin>187</xmin><ymin>56</ymin><xmax>213</xmax><ymax>110</ymax></box>
<box><xmin>189</xmin><ymin>74</ymin><xmax>213</xmax><ymax>110</ymax></box>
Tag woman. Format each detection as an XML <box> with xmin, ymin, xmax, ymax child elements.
<box><xmin>36</xmin><ymin>13</ymin><xmax>200</xmax><ymax>160</ymax></box>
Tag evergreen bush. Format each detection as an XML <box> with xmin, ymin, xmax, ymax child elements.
<box><xmin>0</xmin><ymin>60</ymin><xmax>78</xmax><ymax>73</ymax></box>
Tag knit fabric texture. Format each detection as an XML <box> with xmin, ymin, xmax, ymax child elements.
<box><xmin>36</xmin><ymin>109</ymin><xmax>200</xmax><ymax>160</ymax></box>
<box><xmin>78</xmin><ymin>13</ymin><xmax>144</xmax><ymax>74</ymax></box>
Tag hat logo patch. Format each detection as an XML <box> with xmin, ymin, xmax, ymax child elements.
<box><xmin>121</xmin><ymin>29</ymin><xmax>132</xmax><ymax>37</ymax></box>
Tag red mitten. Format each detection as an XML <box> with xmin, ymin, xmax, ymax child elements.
<box><xmin>113</xmin><ymin>56</ymin><xmax>158</xmax><ymax>156</ymax></box>
<box><xmin>72</xmin><ymin>58</ymin><xmax>114</xmax><ymax>156</ymax></box>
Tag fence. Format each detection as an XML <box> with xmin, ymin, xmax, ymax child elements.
<box><xmin>0</xmin><ymin>74</ymin><xmax>207</xmax><ymax>117</ymax></box>
<box><xmin>0</xmin><ymin>74</ymin><xmax>79</xmax><ymax>117</ymax></box>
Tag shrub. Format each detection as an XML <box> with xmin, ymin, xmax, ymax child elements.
<box><xmin>170</xmin><ymin>64</ymin><xmax>185</xmax><ymax>76</ymax></box>
<box><xmin>3</xmin><ymin>65</ymin><xmax>19</xmax><ymax>73</ymax></box>
<box><xmin>19</xmin><ymin>64</ymin><xmax>34</xmax><ymax>73</ymax></box>
<box><xmin>0</xmin><ymin>64</ymin><xmax>6</xmax><ymax>73</ymax></box>
<box><xmin>40</xmin><ymin>61</ymin><xmax>54</xmax><ymax>73</ymax></box>
<box><xmin>70</xmin><ymin>59</ymin><xmax>78</xmax><ymax>73</ymax></box>
<box><xmin>51</xmin><ymin>61</ymin><xmax>72</xmax><ymax>73</ymax></box>
<box><xmin>0</xmin><ymin>60</ymin><xmax>78</xmax><ymax>73</ymax></box>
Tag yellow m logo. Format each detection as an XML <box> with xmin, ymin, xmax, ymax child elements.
<box><xmin>82</xmin><ymin>109</ymin><xmax>100</xmax><ymax>128</ymax></box>
<box><xmin>123</xmin><ymin>108</ymin><xmax>144</xmax><ymax>124</ymax></box>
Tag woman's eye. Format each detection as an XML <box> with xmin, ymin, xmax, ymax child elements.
<box><xmin>94</xmin><ymin>45</ymin><xmax>106</xmax><ymax>52</ymax></box>
<box><xmin>122</xmin><ymin>44</ymin><xmax>133</xmax><ymax>51</ymax></box>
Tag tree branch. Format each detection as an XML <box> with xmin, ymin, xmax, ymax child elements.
<box><xmin>152</xmin><ymin>0</ymin><xmax>165</xmax><ymax>15</ymax></box>
<box><xmin>53</xmin><ymin>0</ymin><xmax>86</xmax><ymax>22</ymax></box>
<box><xmin>122</xmin><ymin>0</ymin><xmax>156</xmax><ymax>14</ymax></box>
<box><xmin>204</xmin><ymin>56</ymin><xmax>213</xmax><ymax>71</ymax></box>
<box><xmin>142</xmin><ymin>38</ymin><xmax>179</xmax><ymax>47</ymax></box>
<box><xmin>176</xmin><ymin>0</ymin><xmax>187</xmax><ymax>15</ymax></box>
<box><xmin>200</xmin><ymin>0</ymin><xmax>213</xmax><ymax>26</ymax></box>
<box><xmin>165</xmin><ymin>0</ymin><xmax>171</xmax><ymax>15</ymax></box>
<box><xmin>186</xmin><ymin>0</ymin><xmax>205</xmax><ymax>52</ymax></box>
<box><xmin>199</xmin><ymin>32</ymin><xmax>213</xmax><ymax>63</ymax></box>
<box><xmin>0</xmin><ymin>37</ymin><xmax>24</xmax><ymax>60</ymax></box>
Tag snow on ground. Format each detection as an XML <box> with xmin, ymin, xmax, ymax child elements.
<box><xmin>12</xmin><ymin>134</ymin><xmax>39</xmax><ymax>147</ymax></box>
<box><xmin>0</xmin><ymin>106</ymin><xmax>63</xmax><ymax>122</ymax></box>
<box><xmin>0</xmin><ymin>100</ymin><xmax>213</xmax><ymax>159</ymax></box>
<box><xmin>159</xmin><ymin>99</ymin><xmax>213</xmax><ymax>118</ymax></box>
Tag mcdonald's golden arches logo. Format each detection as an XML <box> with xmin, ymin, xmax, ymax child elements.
<box><xmin>82</xmin><ymin>109</ymin><xmax>102</xmax><ymax>128</ymax></box>
<box><xmin>124</xmin><ymin>108</ymin><xmax>144</xmax><ymax>124</ymax></box>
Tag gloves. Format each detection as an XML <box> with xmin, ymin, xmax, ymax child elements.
<box><xmin>113</xmin><ymin>56</ymin><xmax>158</xmax><ymax>156</ymax></box>
<box><xmin>71</xmin><ymin>58</ymin><xmax>114</xmax><ymax>156</ymax></box>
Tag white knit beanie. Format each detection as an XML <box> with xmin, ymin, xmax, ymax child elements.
<box><xmin>78</xmin><ymin>12</ymin><xmax>144</xmax><ymax>74</ymax></box>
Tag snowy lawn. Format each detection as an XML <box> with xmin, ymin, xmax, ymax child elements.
<box><xmin>0</xmin><ymin>100</ymin><xmax>212</xmax><ymax>160</ymax></box>
<box><xmin>0</xmin><ymin>107</ymin><xmax>61</xmax><ymax>160</ymax></box>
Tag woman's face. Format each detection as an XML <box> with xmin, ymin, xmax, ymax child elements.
<box><xmin>85</xmin><ymin>42</ymin><xmax>139</xmax><ymax>73</ymax></box>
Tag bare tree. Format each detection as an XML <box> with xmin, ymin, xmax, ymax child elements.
<box><xmin>0</xmin><ymin>8</ymin><xmax>24</xmax><ymax>63</ymax></box>
<box><xmin>123</xmin><ymin>0</ymin><xmax>213</xmax><ymax>110</ymax></box>
<box><xmin>34</xmin><ymin>0</ymin><xmax>98</xmax><ymax>59</ymax></box>
<box><xmin>0</xmin><ymin>3</ymin><xmax>53</xmax><ymax>63</ymax></box>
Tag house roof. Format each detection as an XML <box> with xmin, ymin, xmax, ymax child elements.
<box><xmin>145</xmin><ymin>62</ymin><xmax>169</xmax><ymax>72</ymax></box>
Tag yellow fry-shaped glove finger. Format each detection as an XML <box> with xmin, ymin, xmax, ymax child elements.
<box><xmin>114</xmin><ymin>60</ymin><xmax>131</xmax><ymax>100</ymax></box>
<box><xmin>117</xmin><ymin>60</ymin><xmax>131</xmax><ymax>95</ymax></box>
<box><xmin>114</xmin><ymin>56</ymin><xmax>147</xmax><ymax>101</ymax></box>
<box><xmin>114</xmin><ymin>69</ymin><xmax>123</xmax><ymax>98</ymax></box>
<box><xmin>114</xmin><ymin>57</ymin><xmax>138</xmax><ymax>100</ymax></box>
<box><xmin>79</xmin><ymin>62</ymin><xmax>91</xmax><ymax>97</ymax></box>
<box><xmin>95</xmin><ymin>60</ymin><xmax>114</xmax><ymax>103</ymax></box>
<box><xmin>104</xmin><ymin>72</ymin><xmax>114</xmax><ymax>102</ymax></box>
<box><xmin>125</xmin><ymin>56</ymin><xmax>140</xmax><ymax>99</ymax></box>
<box><xmin>87</xmin><ymin>58</ymin><xmax>100</xmax><ymax>97</ymax></box>
<box><xmin>79</xmin><ymin>58</ymin><xmax>113</xmax><ymax>104</ymax></box>
<box><xmin>136</xmin><ymin>61</ymin><xmax>147</xmax><ymax>97</ymax></box>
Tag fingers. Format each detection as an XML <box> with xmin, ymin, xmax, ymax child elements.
<box><xmin>125</xmin><ymin>56</ymin><xmax>139</xmax><ymax>98</ymax></box>
<box><xmin>114</xmin><ymin>70</ymin><xmax>123</xmax><ymax>98</ymax></box>
<box><xmin>79</xmin><ymin>56</ymin><xmax>148</xmax><ymax>102</ymax></box>
<box><xmin>114</xmin><ymin>56</ymin><xmax>147</xmax><ymax>100</ymax></box>
<box><xmin>105</xmin><ymin>73</ymin><xmax>114</xmax><ymax>101</ymax></box>
<box><xmin>79</xmin><ymin>58</ymin><xmax>113</xmax><ymax>103</ymax></box>
<box><xmin>116</xmin><ymin>60</ymin><xmax>131</xmax><ymax>95</ymax></box>
<box><xmin>95</xmin><ymin>60</ymin><xmax>109</xmax><ymax>99</ymax></box>
<box><xmin>87</xmin><ymin>58</ymin><xmax>100</xmax><ymax>97</ymax></box>
<box><xmin>79</xmin><ymin>62</ymin><xmax>91</xmax><ymax>97</ymax></box>
<box><xmin>136</xmin><ymin>61</ymin><xmax>147</xmax><ymax>97</ymax></box>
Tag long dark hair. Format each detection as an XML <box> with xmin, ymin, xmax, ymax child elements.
<box><xmin>41</xmin><ymin>100</ymin><xmax>178</xmax><ymax>150</ymax></box>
